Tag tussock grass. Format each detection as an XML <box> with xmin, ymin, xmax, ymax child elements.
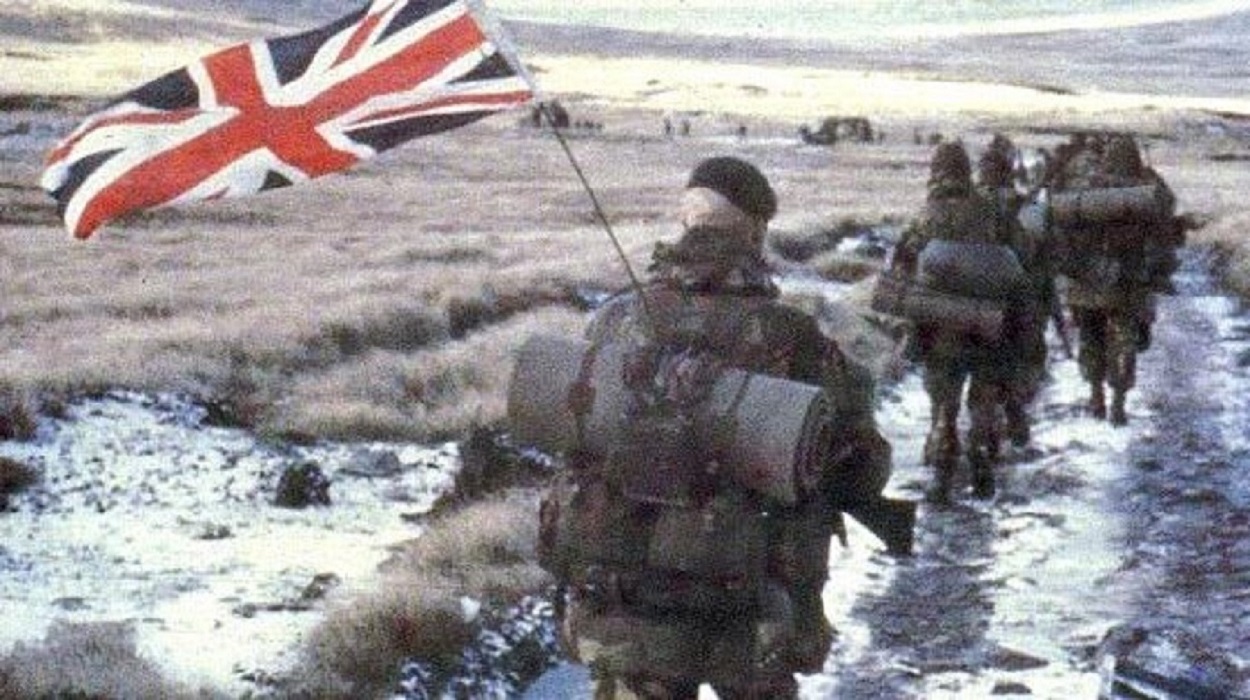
<box><xmin>769</xmin><ymin>216</ymin><xmax>882</xmax><ymax>263</ymax></box>
<box><xmin>0</xmin><ymin>456</ymin><xmax>36</xmax><ymax>499</ymax></box>
<box><xmin>273</xmin><ymin>307</ymin><xmax>587</xmax><ymax>441</ymax></box>
<box><xmin>296</xmin><ymin>493</ymin><xmax>549</xmax><ymax>697</ymax></box>
<box><xmin>0</xmin><ymin>385</ymin><xmax>37</xmax><ymax>440</ymax></box>
<box><xmin>809</xmin><ymin>249</ymin><xmax>884</xmax><ymax>283</ymax></box>
<box><xmin>0</xmin><ymin>622</ymin><xmax>215</xmax><ymax>700</ymax></box>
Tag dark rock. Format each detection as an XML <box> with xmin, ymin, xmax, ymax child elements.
<box><xmin>1236</xmin><ymin>348</ymin><xmax>1250</xmax><ymax>368</ymax></box>
<box><xmin>273</xmin><ymin>461</ymin><xmax>331</xmax><ymax>508</ymax></box>
<box><xmin>301</xmin><ymin>573</ymin><xmax>341</xmax><ymax>601</ymax></box>
<box><xmin>341</xmin><ymin>450</ymin><xmax>403</xmax><ymax>478</ymax></box>
<box><xmin>991</xmin><ymin>680</ymin><xmax>1033</xmax><ymax>695</ymax></box>
<box><xmin>989</xmin><ymin>645</ymin><xmax>1049</xmax><ymax>672</ymax></box>
<box><xmin>194</xmin><ymin>523</ymin><xmax>233</xmax><ymax>540</ymax></box>
<box><xmin>1097</xmin><ymin>625</ymin><xmax>1242</xmax><ymax>700</ymax></box>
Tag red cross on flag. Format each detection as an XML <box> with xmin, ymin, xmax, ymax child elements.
<box><xmin>41</xmin><ymin>0</ymin><xmax>536</xmax><ymax>239</ymax></box>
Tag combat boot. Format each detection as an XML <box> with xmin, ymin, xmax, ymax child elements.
<box><xmin>927</xmin><ymin>455</ymin><xmax>956</xmax><ymax>506</ymax></box>
<box><xmin>970</xmin><ymin>446</ymin><xmax>995</xmax><ymax>500</ymax></box>
<box><xmin>1088</xmin><ymin>383</ymin><xmax>1106</xmax><ymax>420</ymax></box>
<box><xmin>1110</xmin><ymin>389</ymin><xmax>1128</xmax><ymax>426</ymax></box>
<box><xmin>1005</xmin><ymin>401</ymin><xmax>1030</xmax><ymax>448</ymax></box>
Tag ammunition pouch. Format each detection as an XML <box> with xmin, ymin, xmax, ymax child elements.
<box><xmin>540</xmin><ymin>473</ymin><xmax>774</xmax><ymax>618</ymax></box>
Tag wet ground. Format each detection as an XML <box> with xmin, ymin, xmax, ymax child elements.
<box><xmin>525</xmin><ymin>248</ymin><xmax>1250</xmax><ymax>699</ymax></box>
<box><xmin>809</xmin><ymin>248</ymin><xmax>1250</xmax><ymax>699</ymax></box>
<box><xmin>4</xmin><ymin>248</ymin><xmax>1248</xmax><ymax>699</ymax></box>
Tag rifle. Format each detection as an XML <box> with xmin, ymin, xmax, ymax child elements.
<box><xmin>841</xmin><ymin>497</ymin><xmax>917</xmax><ymax>557</ymax></box>
<box><xmin>1050</xmin><ymin>297</ymin><xmax>1075</xmax><ymax>360</ymax></box>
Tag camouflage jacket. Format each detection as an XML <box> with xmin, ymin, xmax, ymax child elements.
<box><xmin>1064</xmin><ymin>169</ymin><xmax>1179</xmax><ymax>310</ymax></box>
<box><xmin>893</xmin><ymin>188</ymin><xmax>1008</xmax><ymax>275</ymax></box>
<box><xmin>587</xmin><ymin>280</ymin><xmax>887</xmax><ymax>498</ymax></box>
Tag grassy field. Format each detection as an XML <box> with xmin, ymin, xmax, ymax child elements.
<box><xmin>5</xmin><ymin>105</ymin><xmax>1249</xmax><ymax>448</ymax></box>
<box><xmin>4</xmin><ymin>12</ymin><xmax>1250</xmax><ymax>691</ymax></box>
<box><xmin>0</xmin><ymin>107</ymin><xmax>938</xmax><ymax>445</ymax></box>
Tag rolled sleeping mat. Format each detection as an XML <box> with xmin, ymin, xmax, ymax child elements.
<box><xmin>693</xmin><ymin>366</ymin><xmax>832</xmax><ymax>504</ymax></box>
<box><xmin>1049</xmin><ymin>184</ymin><xmax>1172</xmax><ymax>228</ymax></box>
<box><xmin>871</xmin><ymin>271</ymin><xmax>1005</xmax><ymax>340</ymax></box>
<box><xmin>507</xmin><ymin>334</ymin><xmax>834</xmax><ymax>504</ymax></box>
<box><xmin>506</xmin><ymin>333</ymin><xmax>629</xmax><ymax>458</ymax></box>
<box><xmin>916</xmin><ymin>239</ymin><xmax>1026</xmax><ymax>300</ymax></box>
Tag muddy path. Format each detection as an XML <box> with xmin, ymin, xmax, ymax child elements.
<box><xmin>812</xmin><ymin>248</ymin><xmax>1250</xmax><ymax>699</ymax></box>
<box><xmin>521</xmin><ymin>248</ymin><xmax>1250</xmax><ymax>699</ymax></box>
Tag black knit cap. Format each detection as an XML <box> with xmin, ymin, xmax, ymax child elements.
<box><xmin>686</xmin><ymin>156</ymin><xmax>777</xmax><ymax>221</ymax></box>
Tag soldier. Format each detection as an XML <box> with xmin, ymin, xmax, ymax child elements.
<box><xmin>1063</xmin><ymin>135</ymin><xmax>1178</xmax><ymax>425</ymax></box>
<box><xmin>976</xmin><ymin>134</ymin><xmax>1055</xmax><ymax>447</ymax></box>
<box><xmin>893</xmin><ymin>141</ymin><xmax>1025</xmax><ymax>503</ymax></box>
<box><xmin>542</xmin><ymin>156</ymin><xmax>895</xmax><ymax>698</ymax></box>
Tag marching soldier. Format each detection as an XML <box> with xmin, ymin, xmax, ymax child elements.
<box><xmin>892</xmin><ymin>141</ymin><xmax>1026</xmax><ymax>503</ymax></box>
<box><xmin>536</xmin><ymin>156</ymin><xmax>899</xmax><ymax>698</ymax></box>
<box><xmin>1061</xmin><ymin>135</ymin><xmax>1180</xmax><ymax>425</ymax></box>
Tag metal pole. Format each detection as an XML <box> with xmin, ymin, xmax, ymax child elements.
<box><xmin>537</xmin><ymin>102</ymin><xmax>652</xmax><ymax>318</ymax></box>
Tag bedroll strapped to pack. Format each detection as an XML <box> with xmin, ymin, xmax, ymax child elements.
<box><xmin>915</xmin><ymin>239</ymin><xmax>1027</xmax><ymax>300</ymax></box>
<box><xmin>1048</xmin><ymin>183</ymin><xmax>1172</xmax><ymax>229</ymax></box>
<box><xmin>507</xmin><ymin>334</ymin><xmax>834</xmax><ymax>506</ymax></box>
<box><xmin>871</xmin><ymin>269</ymin><xmax>1007</xmax><ymax>341</ymax></box>
<box><xmin>512</xmin><ymin>337</ymin><xmax>785</xmax><ymax>615</ymax></box>
<box><xmin>510</xmin><ymin>333</ymin><xmax>832</xmax><ymax>616</ymax></box>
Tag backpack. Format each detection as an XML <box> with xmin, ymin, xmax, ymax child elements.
<box><xmin>538</xmin><ymin>340</ymin><xmax>774</xmax><ymax>618</ymax></box>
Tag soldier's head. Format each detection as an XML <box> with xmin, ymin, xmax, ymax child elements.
<box><xmin>677</xmin><ymin>155</ymin><xmax>776</xmax><ymax>254</ymax></box>
<box><xmin>928</xmin><ymin>141</ymin><xmax>972</xmax><ymax>197</ymax></box>
<box><xmin>652</xmin><ymin>156</ymin><xmax>778</xmax><ymax>291</ymax></box>
<box><xmin>977</xmin><ymin>135</ymin><xmax>1016</xmax><ymax>189</ymax></box>
<box><xmin>1103</xmin><ymin>135</ymin><xmax>1144</xmax><ymax>178</ymax></box>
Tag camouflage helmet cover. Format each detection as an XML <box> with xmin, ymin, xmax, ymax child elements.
<box><xmin>1103</xmin><ymin>135</ymin><xmax>1144</xmax><ymax>178</ymax></box>
<box><xmin>929</xmin><ymin>141</ymin><xmax>972</xmax><ymax>190</ymax></box>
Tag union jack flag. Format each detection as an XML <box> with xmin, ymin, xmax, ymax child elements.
<box><xmin>41</xmin><ymin>0</ymin><xmax>535</xmax><ymax>239</ymax></box>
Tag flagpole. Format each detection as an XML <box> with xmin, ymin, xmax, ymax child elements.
<box><xmin>537</xmin><ymin>102</ymin><xmax>652</xmax><ymax>316</ymax></box>
<box><xmin>470</xmin><ymin>0</ymin><xmax>651</xmax><ymax>316</ymax></box>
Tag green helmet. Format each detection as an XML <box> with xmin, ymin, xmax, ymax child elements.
<box><xmin>929</xmin><ymin>142</ymin><xmax>972</xmax><ymax>193</ymax></box>
<box><xmin>1103</xmin><ymin>135</ymin><xmax>1144</xmax><ymax>178</ymax></box>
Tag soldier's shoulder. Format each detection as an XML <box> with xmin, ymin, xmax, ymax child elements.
<box><xmin>585</xmin><ymin>291</ymin><xmax>644</xmax><ymax>342</ymax></box>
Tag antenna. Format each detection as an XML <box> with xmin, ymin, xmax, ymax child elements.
<box><xmin>538</xmin><ymin>101</ymin><xmax>653</xmax><ymax>318</ymax></box>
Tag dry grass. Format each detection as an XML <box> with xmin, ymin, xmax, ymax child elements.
<box><xmin>0</xmin><ymin>385</ymin><xmax>37</xmax><ymax>440</ymax></box>
<box><xmin>0</xmin><ymin>109</ymin><xmax>933</xmax><ymax>444</ymax></box>
<box><xmin>0</xmin><ymin>622</ymin><xmax>216</xmax><ymax>700</ymax></box>
<box><xmin>4</xmin><ymin>109</ymin><xmax>1248</xmax><ymax>446</ymax></box>
<box><xmin>1163</xmin><ymin>134</ymin><xmax>1250</xmax><ymax>295</ymax></box>
<box><xmin>271</xmin><ymin>307</ymin><xmax>587</xmax><ymax>441</ymax></box>
<box><xmin>295</xmin><ymin>492</ymin><xmax>549</xmax><ymax>697</ymax></box>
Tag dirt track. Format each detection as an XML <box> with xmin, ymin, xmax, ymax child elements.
<box><xmin>809</xmin><ymin>249</ymin><xmax>1250</xmax><ymax>699</ymax></box>
<box><xmin>520</xmin><ymin>248</ymin><xmax>1250</xmax><ymax>700</ymax></box>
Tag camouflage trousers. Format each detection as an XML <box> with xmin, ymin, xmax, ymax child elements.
<box><xmin>1012</xmin><ymin>306</ymin><xmax>1051</xmax><ymax>404</ymax></box>
<box><xmin>921</xmin><ymin>332</ymin><xmax>1016</xmax><ymax>462</ymax></box>
<box><xmin>561</xmin><ymin>583</ymin><xmax>827</xmax><ymax>700</ymax></box>
<box><xmin>1071</xmin><ymin>306</ymin><xmax>1145</xmax><ymax>391</ymax></box>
